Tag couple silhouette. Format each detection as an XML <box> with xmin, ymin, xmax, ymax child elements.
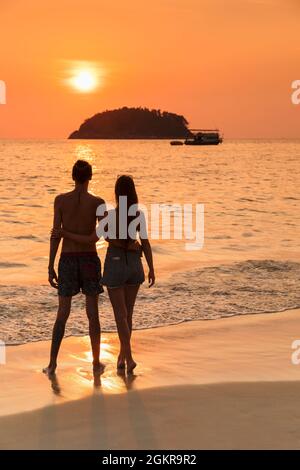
<box><xmin>44</xmin><ymin>160</ymin><xmax>155</xmax><ymax>377</ymax></box>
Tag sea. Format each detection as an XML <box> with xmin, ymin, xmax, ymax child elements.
<box><xmin>0</xmin><ymin>139</ymin><xmax>300</xmax><ymax>344</ymax></box>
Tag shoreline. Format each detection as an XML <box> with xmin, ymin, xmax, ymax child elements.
<box><xmin>1</xmin><ymin>309</ymin><xmax>300</xmax><ymax>449</ymax></box>
<box><xmin>2</xmin><ymin>256</ymin><xmax>300</xmax><ymax>346</ymax></box>
<box><xmin>2</xmin><ymin>305</ymin><xmax>300</xmax><ymax>348</ymax></box>
<box><xmin>3</xmin><ymin>303</ymin><xmax>300</xmax><ymax>348</ymax></box>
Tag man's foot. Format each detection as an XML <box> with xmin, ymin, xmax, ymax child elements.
<box><xmin>43</xmin><ymin>364</ymin><xmax>57</xmax><ymax>376</ymax></box>
<box><xmin>93</xmin><ymin>361</ymin><xmax>105</xmax><ymax>374</ymax></box>
<box><xmin>127</xmin><ymin>359</ymin><xmax>137</xmax><ymax>374</ymax></box>
<box><xmin>117</xmin><ymin>354</ymin><xmax>125</xmax><ymax>370</ymax></box>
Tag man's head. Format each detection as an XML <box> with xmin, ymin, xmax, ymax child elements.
<box><xmin>72</xmin><ymin>160</ymin><xmax>92</xmax><ymax>184</ymax></box>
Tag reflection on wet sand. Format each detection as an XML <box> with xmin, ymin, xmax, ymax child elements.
<box><xmin>44</xmin><ymin>336</ymin><xmax>141</xmax><ymax>398</ymax></box>
<box><xmin>45</xmin><ymin>373</ymin><xmax>62</xmax><ymax>396</ymax></box>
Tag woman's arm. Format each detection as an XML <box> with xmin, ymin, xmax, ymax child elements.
<box><xmin>52</xmin><ymin>228</ymin><xmax>98</xmax><ymax>244</ymax></box>
<box><xmin>137</xmin><ymin>209</ymin><xmax>155</xmax><ymax>287</ymax></box>
<box><xmin>140</xmin><ymin>238</ymin><xmax>155</xmax><ymax>287</ymax></box>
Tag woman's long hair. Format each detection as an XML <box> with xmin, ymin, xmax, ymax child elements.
<box><xmin>115</xmin><ymin>175</ymin><xmax>138</xmax><ymax>243</ymax></box>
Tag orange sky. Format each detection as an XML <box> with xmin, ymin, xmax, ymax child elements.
<box><xmin>0</xmin><ymin>0</ymin><xmax>299</xmax><ymax>139</ymax></box>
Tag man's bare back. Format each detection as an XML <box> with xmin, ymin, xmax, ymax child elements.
<box><xmin>55</xmin><ymin>189</ymin><xmax>104</xmax><ymax>253</ymax></box>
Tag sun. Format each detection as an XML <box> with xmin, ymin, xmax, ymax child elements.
<box><xmin>70</xmin><ymin>69</ymin><xmax>98</xmax><ymax>93</ymax></box>
<box><xmin>63</xmin><ymin>60</ymin><xmax>105</xmax><ymax>94</ymax></box>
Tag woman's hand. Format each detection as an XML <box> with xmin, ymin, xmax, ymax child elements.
<box><xmin>51</xmin><ymin>227</ymin><xmax>63</xmax><ymax>239</ymax></box>
<box><xmin>148</xmin><ymin>269</ymin><xmax>155</xmax><ymax>287</ymax></box>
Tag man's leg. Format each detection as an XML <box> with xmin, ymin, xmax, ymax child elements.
<box><xmin>85</xmin><ymin>295</ymin><xmax>103</xmax><ymax>372</ymax></box>
<box><xmin>43</xmin><ymin>296</ymin><xmax>72</xmax><ymax>375</ymax></box>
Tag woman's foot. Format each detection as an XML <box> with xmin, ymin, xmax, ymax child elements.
<box><xmin>127</xmin><ymin>359</ymin><xmax>137</xmax><ymax>374</ymax></box>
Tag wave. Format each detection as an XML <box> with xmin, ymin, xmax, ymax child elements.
<box><xmin>14</xmin><ymin>235</ymin><xmax>40</xmax><ymax>241</ymax></box>
<box><xmin>0</xmin><ymin>262</ymin><xmax>28</xmax><ymax>268</ymax></box>
<box><xmin>0</xmin><ymin>259</ymin><xmax>300</xmax><ymax>345</ymax></box>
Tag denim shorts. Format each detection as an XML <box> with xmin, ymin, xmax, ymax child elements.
<box><xmin>101</xmin><ymin>246</ymin><xmax>145</xmax><ymax>288</ymax></box>
<box><xmin>58</xmin><ymin>252</ymin><xmax>104</xmax><ymax>297</ymax></box>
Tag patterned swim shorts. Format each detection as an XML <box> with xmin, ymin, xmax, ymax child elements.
<box><xmin>58</xmin><ymin>252</ymin><xmax>104</xmax><ymax>297</ymax></box>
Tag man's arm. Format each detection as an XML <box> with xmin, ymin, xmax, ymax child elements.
<box><xmin>48</xmin><ymin>195</ymin><xmax>62</xmax><ymax>289</ymax></box>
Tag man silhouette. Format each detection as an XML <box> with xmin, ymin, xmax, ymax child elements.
<box><xmin>44</xmin><ymin>160</ymin><xmax>105</xmax><ymax>375</ymax></box>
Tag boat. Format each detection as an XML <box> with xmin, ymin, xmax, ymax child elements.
<box><xmin>170</xmin><ymin>140</ymin><xmax>184</xmax><ymax>146</ymax></box>
<box><xmin>185</xmin><ymin>129</ymin><xmax>223</xmax><ymax>145</ymax></box>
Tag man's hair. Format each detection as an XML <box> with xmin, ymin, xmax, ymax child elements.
<box><xmin>72</xmin><ymin>160</ymin><xmax>92</xmax><ymax>183</ymax></box>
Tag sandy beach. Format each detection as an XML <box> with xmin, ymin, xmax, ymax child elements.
<box><xmin>1</xmin><ymin>0</ymin><xmax>300</xmax><ymax>456</ymax></box>
<box><xmin>1</xmin><ymin>309</ymin><xmax>300</xmax><ymax>450</ymax></box>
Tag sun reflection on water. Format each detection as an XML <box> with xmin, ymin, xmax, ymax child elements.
<box><xmin>69</xmin><ymin>337</ymin><xmax>137</xmax><ymax>393</ymax></box>
<box><xmin>70</xmin><ymin>338</ymin><xmax>114</xmax><ymax>364</ymax></box>
<box><xmin>74</xmin><ymin>144</ymin><xmax>96</xmax><ymax>163</ymax></box>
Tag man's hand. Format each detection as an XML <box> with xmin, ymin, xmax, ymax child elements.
<box><xmin>148</xmin><ymin>269</ymin><xmax>155</xmax><ymax>287</ymax></box>
<box><xmin>48</xmin><ymin>267</ymin><xmax>58</xmax><ymax>289</ymax></box>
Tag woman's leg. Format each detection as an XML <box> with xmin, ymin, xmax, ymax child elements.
<box><xmin>43</xmin><ymin>296</ymin><xmax>72</xmax><ymax>375</ymax></box>
<box><xmin>117</xmin><ymin>285</ymin><xmax>140</xmax><ymax>368</ymax></box>
<box><xmin>107</xmin><ymin>287</ymin><xmax>136</xmax><ymax>373</ymax></box>
<box><xmin>125</xmin><ymin>285</ymin><xmax>140</xmax><ymax>334</ymax></box>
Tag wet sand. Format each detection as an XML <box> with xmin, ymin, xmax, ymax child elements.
<box><xmin>1</xmin><ymin>309</ymin><xmax>300</xmax><ymax>449</ymax></box>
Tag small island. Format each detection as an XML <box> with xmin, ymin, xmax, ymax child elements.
<box><xmin>68</xmin><ymin>107</ymin><xmax>193</xmax><ymax>139</ymax></box>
